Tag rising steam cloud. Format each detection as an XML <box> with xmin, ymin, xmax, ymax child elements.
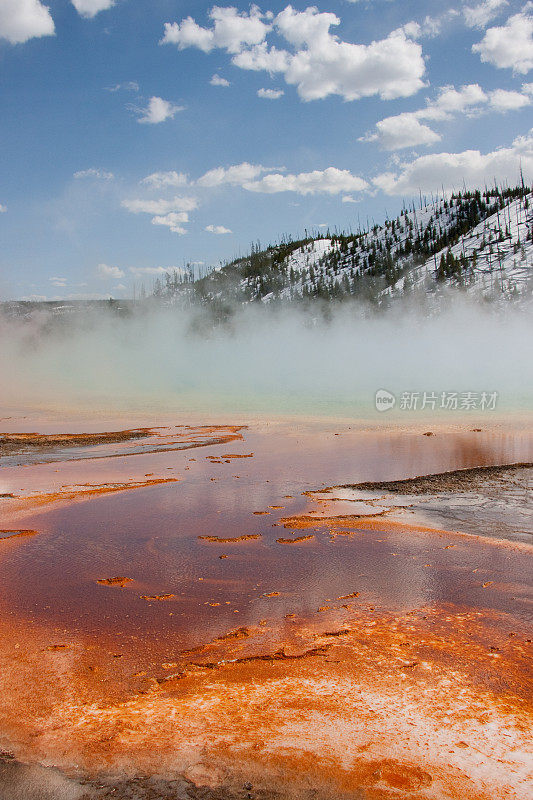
<box><xmin>1</xmin><ymin>298</ymin><xmax>532</xmax><ymax>417</ymax></box>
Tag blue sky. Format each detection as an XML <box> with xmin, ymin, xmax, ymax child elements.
<box><xmin>1</xmin><ymin>0</ymin><xmax>532</xmax><ymax>299</ymax></box>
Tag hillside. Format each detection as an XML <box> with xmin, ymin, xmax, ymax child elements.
<box><xmin>157</xmin><ymin>185</ymin><xmax>532</xmax><ymax>309</ymax></box>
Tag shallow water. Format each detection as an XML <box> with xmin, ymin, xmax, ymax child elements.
<box><xmin>1</xmin><ymin>422</ymin><xmax>531</xmax><ymax>648</ymax></box>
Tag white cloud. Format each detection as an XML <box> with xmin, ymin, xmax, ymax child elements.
<box><xmin>373</xmin><ymin>129</ymin><xmax>533</xmax><ymax>195</ymax></box>
<box><xmin>464</xmin><ymin>0</ymin><xmax>508</xmax><ymax>29</ymax></box>
<box><xmin>361</xmin><ymin>82</ymin><xmax>531</xmax><ymax>150</ymax></box>
<box><xmin>189</xmin><ymin>162</ymin><xmax>367</xmax><ymax>195</ymax></box>
<box><xmin>163</xmin><ymin>5</ymin><xmax>426</xmax><ymax>103</ymax></box>
<box><xmin>489</xmin><ymin>87</ymin><xmax>531</xmax><ymax>109</ymax></box>
<box><xmin>363</xmin><ymin>114</ymin><xmax>442</xmax><ymax>151</ymax></box>
<box><xmin>96</xmin><ymin>263</ymin><xmax>125</xmax><ymax>279</ymax></box>
<box><xmin>0</xmin><ymin>204</ymin><xmax>7</xmax><ymax>213</ymax></box>
<box><xmin>0</xmin><ymin>0</ymin><xmax>54</xmax><ymax>44</ymax></box>
<box><xmin>122</xmin><ymin>197</ymin><xmax>198</xmax><ymax>214</ymax></box>
<box><xmin>380</xmin><ymin>10</ymin><xmax>459</xmax><ymax>41</ymax></box>
<box><xmin>473</xmin><ymin>9</ymin><xmax>533</xmax><ymax>73</ymax></box>
<box><xmin>122</xmin><ymin>196</ymin><xmax>197</xmax><ymax>236</ymax></box>
<box><xmin>271</xmin><ymin>7</ymin><xmax>426</xmax><ymax>101</ymax></box>
<box><xmin>257</xmin><ymin>87</ymin><xmax>284</xmax><ymax>99</ymax></box>
<box><xmin>136</xmin><ymin>96</ymin><xmax>184</xmax><ymax>125</ymax></box>
<box><xmin>274</xmin><ymin>5</ymin><xmax>339</xmax><ymax>49</ymax></box>
<box><xmin>197</xmin><ymin>162</ymin><xmax>273</xmax><ymax>187</ymax></box>
<box><xmin>233</xmin><ymin>42</ymin><xmax>290</xmax><ymax>72</ymax></box>
<box><xmin>49</xmin><ymin>276</ymin><xmax>67</xmax><ymax>287</ymax></box>
<box><xmin>131</xmin><ymin>162</ymin><xmax>367</xmax><ymax>201</ymax></box>
<box><xmin>129</xmin><ymin>266</ymin><xmax>185</xmax><ymax>277</ymax></box>
<box><xmin>140</xmin><ymin>171</ymin><xmax>189</xmax><ymax>189</ymax></box>
<box><xmin>161</xmin><ymin>6</ymin><xmax>270</xmax><ymax>54</ymax></box>
<box><xmin>423</xmin><ymin>83</ymin><xmax>487</xmax><ymax>117</ymax></box>
<box><xmin>342</xmin><ymin>195</ymin><xmax>356</xmax><ymax>203</ymax></box>
<box><xmin>418</xmin><ymin>11</ymin><xmax>459</xmax><ymax>38</ymax></box>
<box><xmin>244</xmin><ymin>167</ymin><xmax>368</xmax><ymax>195</ymax></box>
<box><xmin>205</xmin><ymin>224</ymin><xmax>232</xmax><ymax>234</ymax></box>
<box><xmin>73</xmin><ymin>167</ymin><xmax>114</xmax><ymax>180</ymax></box>
<box><xmin>70</xmin><ymin>0</ymin><xmax>115</xmax><ymax>18</ymax></box>
<box><xmin>151</xmin><ymin>212</ymin><xmax>189</xmax><ymax>234</ymax></box>
<box><xmin>210</xmin><ymin>73</ymin><xmax>231</xmax><ymax>86</ymax></box>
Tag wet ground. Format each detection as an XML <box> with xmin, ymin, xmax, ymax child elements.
<box><xmin>0</xmin><ymin>413</ymin><xmax>531</xmax><ymax>800</ymax></box>
<box><xmin>317</xmin><ymin>462</ymin><xmax>533</xmax><ymax>542</ymax></box>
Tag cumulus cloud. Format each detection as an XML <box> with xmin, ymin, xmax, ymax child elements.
<box><xmin>363</xmin><ymin>114</ymin><xmax>442</xmax><ymax>151</ymax></box>
<box><xmin>0</xmin><ymin>204</ymin><xmax>7</xmax><ymax>213</ymax></box>
<box><xmin>233</xmin><ymin>42</ymin><xmax>290</xmax><ymax>72</ymax></box>
<box><xmin>373</xmin><ymin>129</ymin><xmax>533</xmax><ymax>195</ymax></box>
<box><xmin>49</xmin><ymin>276</ymin><xmax>67</xmax><ymax>287</ymax></box>
<box><xmin>270</xmin><ymin>7</ymin><xmax>426</xmax><ymax>101</ymax></box>
<box><xmin>96</xmin><ymin>263</ymin><xmax>125</xmax><ymax>279</ymax></box>
<box><xmin>122</xmin><ymin>197</ymin><xmax>198</xmax><ymax>215</ymax></box>
<box><xmin>472</xmin><ymin>8</ymin><xmax>533</xmax><ymax>73</ymax></box>
<box><xmin>133</xmin><ymin>162</ymin><xmax>366</xmax><ymax>200</ymax></box>
<box><xmin>244</xmin><ymin>167</ymin><xmax>368</xmax><ymax>195</ymax></box>
<box><xmin>425</xmin><ymin>83</ymin><xmax>488</xmax><ymax>116</ymax></box>
<box><xmin>160</xmin><ymin>163</ymin><xmax>367</xmax><ymax>196</ymax></box>
<box><xmin>489</xmin><ymin>87</ymin><xmax>531</xmax><ymax>109</ymax></box>
<box><xmin>379</xmin><ymin>10</ymin><xmax>459</xmax><ymax>41</ymax></box>
<box><xmin>415</xmin><ymin>11</ymin><xmax>460</xmax><ymax>38</ymax></box>
<box><xmin>274</xmin><ymin>5</ymin><xmax>339</xmax><ymax>48</ymax></box>
<box><xmin>464</xmin><ymin>0</ymin><xmax>508</xmax><ymax>29</ymax></box>
<box><xmin>162</xmin><ymin>5</ymin><xmax>426</xmax><ymax>102</ymax></box>
<box><xmin>140</xmin><ymin>171</ymin><xmax>189</xmax><ymax>189</ymax></box>
<box><xmin>205</xmin><ymin>224</ymin><xmax>232</xmax><ymax>234</ymax></box>
<box><xmin>151</xmin><ymin>212</ymin><xmax>189</xmax><ymax>234</ymax></box>
<box><xmin>0</xmin><ymin>0</ymin><xmax>54</xmax><ymax>44</ymax></box>
<box><xmin>197</xmin><ymin>162</ymin><xmax>273</xmax><ymax>187</ymax></box>
<box><xmin>210</xmin><ymin>73</ymin><xmax>231</xmax><ymax>86</ymax></box>
<box><xmin>122</xmin><ymin>196</ymin><xmax>196</xmax><ymax>236</ymax></box>
<box><xmin>257</xmin><ymin>87</ymin><xmax>284</xmax><ymax>98</ymax></box>
<box><xmin>161</xmin><ymin>5</ymin><xmax>271</xmax><ymax>54</ymax></box>
<box><xmin>135</xmin><ymin>96</ymin><xmax>184</xmax><ymax>124</ymax></box>
<box><xmin>73</xmin><ymin>167</ymin><xmax>114</xmax><ymax>180</ymax></box>
<box><xmin>362</xmin><ymin>82</ymin><xmax>531</xmax><ymax>149</ymax></box>
<box><xmin>70</xmin><ymin>0</ymin><xmax>115</xmax><ymax>18</ymax></box>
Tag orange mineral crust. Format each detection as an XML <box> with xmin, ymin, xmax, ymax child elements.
<box><xmin>0</xmin><ymin>606</ymin><xmax>530</xmax><ymax>800</ymax></box>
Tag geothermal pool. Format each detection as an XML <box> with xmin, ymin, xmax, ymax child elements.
<box><xmin>0</xmin><ymin>413</ymin><xmax>531</xmax><ymax>800</ymax></box>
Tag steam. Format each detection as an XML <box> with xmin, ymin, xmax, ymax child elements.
<box><xmin>1</xmin><ymin>297</ymin><xmax>532</xmax><ymax>417</ymax></box>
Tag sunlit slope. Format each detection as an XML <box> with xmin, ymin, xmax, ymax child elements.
<box><xmin>187</xmin><ymin>186</ymin><xmax>532</xmax><ymax>305</ymax></box>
